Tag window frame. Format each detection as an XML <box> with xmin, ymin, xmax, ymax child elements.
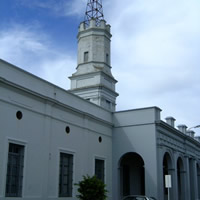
<box><xmin>106</xmin><ymin>53</ymin><xmax>109</xmax><ymax>64</ymax></box>
<box><xmin>105</xmin><ymin>100</ymin><xmax>111</xmax><ymax>110</ymax></box>
<box><xmin>84</xmin><ymin>51</ymin><xmax>89</xmax><ymax>62</ymax></box>
<box><xmin>5</xmin><ymin>142</ymin><xmax>25</xmax><ymax>197</ymax></box>
<box><xmin>95</xmin><ymin>158</ymin><xmax>105</xmax><ymax>183</ymax></box>
<box><xmin>58</xmin><ymin>151</ymin><xmax>74</xmax><ymax>197</ymax></box>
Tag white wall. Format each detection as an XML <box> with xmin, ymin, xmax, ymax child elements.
<box><xmin>112</xmin><ymin>107</ymin><xmax>161</xmax><ymax>200</ymax></box>
<box><xmin>0</xmin><ymin>60</ymin><xmax>113</xmax><ymax>200</ymax></box>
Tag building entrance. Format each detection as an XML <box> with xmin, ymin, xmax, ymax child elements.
<box><xmin>119</xmin><ymin>152</ymin><xmax>145</xmax><ymax>197</ymax></box>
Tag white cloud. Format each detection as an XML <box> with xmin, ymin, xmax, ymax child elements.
<box><xmin>40</xmin><ymin>56</ymin><xmax>75</xmax><ymax>89</ymax></box>
<box><xmin>63</xmin><ymin>0</ymin><xmax>87</xmax><ymax>17</ymax></box>
<box><xmin>105</xmin><ymin>0</ymin><xmax>200</xmax><ymax>133</ymax></box>
<box><xmin>0</xmin><ymin>24</ymin><xmax>76</xmax><ymax>90</ymax></box>
<box><xmin>1</xmin><ymin>0</ymin><xmax>200</xmax><ymax>134</ymax></box>
<box><xmin>18</xmin><ymin>0</ymin><xmax>87</xmax><ymax>18</ymax></box>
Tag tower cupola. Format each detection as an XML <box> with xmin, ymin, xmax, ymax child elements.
<box><xmin>69</xmin><ymin>0</ymin><xmax>118</xmax><ymax>111</ymax></box>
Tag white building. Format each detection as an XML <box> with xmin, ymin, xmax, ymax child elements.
<box><xmin>0</xmin><ymin>8</ymin><xmax>200</xmax><ymax>200</ymax></box>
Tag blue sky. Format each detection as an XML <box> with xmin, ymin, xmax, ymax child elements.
<box><xmin>0</xmin><ymin>0</ymin><xmax>80</xmax><ymax>51</ymax></box>
<box><xmin>0</xmin><ymin>0</ymin><xmax>200</xmax><ymax>135</ymax></box>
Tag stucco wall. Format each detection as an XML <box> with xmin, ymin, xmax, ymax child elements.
<box><xmin>112</xmin><ymin>107</ymin><xmax>161</xmax><ymax>200</ymax></box>
<box><xmin>0</xmin><ymin>60</ymin><xmax>113</xmax><ymax>200</ymax></box>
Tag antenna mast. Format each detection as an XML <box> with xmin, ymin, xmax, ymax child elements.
<box><xmin>84</xmin><ymin>0</ymin><xmax>104</xmax><ymax>26</ymax></box>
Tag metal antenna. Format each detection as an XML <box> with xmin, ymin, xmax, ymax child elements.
<box><xmin>84</xmin><ymin>0</ymin><xmax>104</xmax><ymax>26</ymax></box>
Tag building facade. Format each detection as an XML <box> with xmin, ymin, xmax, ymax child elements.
<box><xmin>0</xmin><ymin>59</ymin><xmax>113</xmax><ymax>200</ymax></box>
<box><xmin>1</xmin><ymin>8</ymin><xmax>200</xmax><ymax>200</ymax></box>
<box><xmin>113</xmin><ymin>109</ymin><xmax>200</xmax><ymax>200</ymax></box>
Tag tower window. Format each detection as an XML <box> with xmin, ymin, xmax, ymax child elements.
<box><xmin>106</xmin><ymin>53</ymin><xmax>109</xmax><ymax>64</ymax></box>
<box><xmin>84</xmin><ymin>51</ymin><xmax>89</xmax><ymax>62</ymax></box>
<box><xmin>106</xmin><ymin>100</ymin><xmax>111</xmax><ymax>109</ymax></box>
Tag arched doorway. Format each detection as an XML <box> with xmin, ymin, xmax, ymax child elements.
<box><xmin>177</xmin><ymin>157</ymin><xmax>184</xmax><ymax>200</ymax></box>
<box><xmin>119</xmin><ymin>152</ymin><xmax>145</xmax><ymax>197</ymax></box>
<box><xmin>163</xmin><ymin>152</ymin><xmax>173</xmax><ymax>200</ymax></box>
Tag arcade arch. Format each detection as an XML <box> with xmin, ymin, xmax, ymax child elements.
<box><xmin>177</xmin><ymin>157</ymin><xmax>185</xmax><ymax>200</ymax></box>
<box><xmin>119</xmin><ymin>152</ymin><xmax>145</xmax><ymax>197</ymax></box>
<box><xmin>163</xmin><ymin>152</ymin><xmax>173</xmax><ymax>200</ymax></box>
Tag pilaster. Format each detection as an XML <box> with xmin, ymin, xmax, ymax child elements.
<box><xmin>191</xmin><ymin>159</ymin><xmax>198</xmax><ymax>199</ymax></box>
<box><xmin>168</xmin><ymin>167</ymin><xmax>175</xmax><ymax>200</ymax></box>
<box><xmin>184</xmin><ymin>156</ymin><xmax>191</xmax><ymax>200</ymax></box>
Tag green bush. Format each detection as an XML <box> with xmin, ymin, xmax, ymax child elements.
<box><xmin>75</xmin><ymin>175</ymin><xmax>107</xmax><ymax>200</ymax></box>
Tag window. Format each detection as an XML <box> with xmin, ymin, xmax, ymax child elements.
<box><xmin>84</xmin><ymin>51</ymin><xmax>89</xmax><ymax>62</ymax></box>
<box><xmin>106</xmin><ymin>53</ymin><xmax>109</xmax><ymax>64</ymax></box>
<box><xmin>59</xmin><ymin>153</ymin><xmax>73</xmax><ymax>197</ymax></box>
<box><xmin>16</xmin><ymin>111</ymin><xmax>23</xmax><ymax>120</ymax></box>
<box><xmin>5</xmin><ymin>143</ymin><xmax>25</xmax><ymax>197</ymax></box>
<box><xmin>95</xmin><ymin>159</ymin><xmax>105</xmax><ymax>183</ymax></box>
<box><xmin>106</xmin><ymin>100</ymin><xmax>111</xmax><ymax>109</ymax></box>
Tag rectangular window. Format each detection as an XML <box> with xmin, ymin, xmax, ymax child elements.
<box><xmin>84</xmin><ymin>51</ymin><xmax>89</xmax><ymax>62</ymax></box>
<box><xmin>6</xmin><ymin>143</ymin><xmax>25</xmax><ymax>197</ymax></box>
<box><xmin>59</xmin><ymin>153</ymin><xmax>73</xmax><ymax>197</ymax></box>
<box><xmin>106</xmin><ymin>53</ymin><xmax>109</xmax><ymax>64</ymax></box>
<box><xmin>106</xmin><ymin>100</ymin><xmax>111</xmax><ymax>109</ymax></box>
<box><xmin>95</xmin><ymin>159</ymin><xmax>105</xmax><ymax>183</ymax></box>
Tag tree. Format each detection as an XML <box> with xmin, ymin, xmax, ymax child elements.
<box><xmin>75</xmin><ymin>175</ymin><xmax>107</xmax><ymax>200</ymax></box>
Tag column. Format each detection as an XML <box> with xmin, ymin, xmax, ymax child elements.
<box><xmin>173</xmin><ymin>154</ymin><xmax>178</xmax><ymax>200</ymax></box>
<box><xmin>184</xmin><ymin>156</ymin><xmax>191</xmax><ymax>200</ymax></box>
<box><xmin>179</xmin><ymin>170</ymin><xmax>187</xmax><ymax>200</ymax></box>
<box><xmin>193</xmin><ymin>159</ymin><xmax>198</xmax><ymax>199</ymax></box>
<box><xmin>189</xmin><ymin>158</ymin><xmax>199</xmax><ymax>200</ymax></box>
<box><xmin>168</xmin><ymin>168</ymin><xmax>175</xmax><ymax>200</ymax></box>
<box><xmin>197</xmin><ymin>163</ymin><xmax>200</xmax><ymax>199</ymax></box>
<box><xmin>157</xmin><ymin>146</ymin><xmax>164</xmax><ymax>200</ymax></box>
